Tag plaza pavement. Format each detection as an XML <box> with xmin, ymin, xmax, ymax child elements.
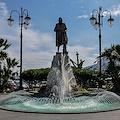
<box><xmin>0</xmin><ymin>108</ymin><xmax>120</xmax><ymax>120</ymax></box>
<box><xmin>0</xmin><ymin>94</ymin><xmax>120</xmax><ymax>120</ymax></box>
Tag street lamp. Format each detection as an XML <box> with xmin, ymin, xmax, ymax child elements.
<box><xmin>90</xmin><ymin>6</ymin><xmax>114</xmax><ymax>76</ymax></box>
<box><xmin>7</xmin><ymin>7</ymin><xmax>31</xmax><ymax>90</ymax></box>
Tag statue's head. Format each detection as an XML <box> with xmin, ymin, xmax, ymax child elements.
<box><xmin>59</xmin><ymin>17</ymin><xmax>63</xmax><ymax>24</ymax></box>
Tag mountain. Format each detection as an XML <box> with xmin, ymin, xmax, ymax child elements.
<box><xmin>85</xmin><ymin>58</ymin><xmax>120</xmax><ymax>71</ymax></box>
<box><xmin>84</xmin><ymin>59</ymin><xmax>109</xmax><ymax>71</ymax></box>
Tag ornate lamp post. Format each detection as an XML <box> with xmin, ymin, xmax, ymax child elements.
<box><xmin>7</xmin><ymin>7</ymin><xmax>31</xmax><ymax>90</ymax></box>
<box><xmin>90</xmin><ymin>6</ymin><xmax>114</xmax><ymax>76</ymax></box>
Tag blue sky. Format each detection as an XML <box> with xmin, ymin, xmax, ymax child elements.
<box><xmin>0</xmin><ymin>0</ymin><xmax>120</xmax><ymax>71</ymax></box>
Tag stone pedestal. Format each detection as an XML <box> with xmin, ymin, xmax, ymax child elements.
<box><xmin>47</xmin><ymin>52</ymin><xmax>76</xmax><ymax>97</ymax></box>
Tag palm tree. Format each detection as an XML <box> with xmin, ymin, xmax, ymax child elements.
<box><xmin>98</xmin><ymin>44</ymin><xmax>120</xmax><ymax>92</ymax></box>
<box><xmin>6</xmin><ymin>57</ymin><xmax>19</xmax><ymax>70</ymax></box>
<box><xmin>0</xmin><ymin>39</ymin><xmax>11</xmax><ymax>91</ymax></box>
<box><xmin>2</xmin><ymin>57</ymin><xmax>19</xmax><ymax>91</ymax></box>
<box><xmin>0</xmin><ymin>39</ymin><xmax>11</xmax><ymax>60</ymax></box>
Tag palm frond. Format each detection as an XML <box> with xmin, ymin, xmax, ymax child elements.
<box><xmin>0</xmin><ymin>51</ymin><xmax>8</xmax><ymax>59</ymax></box>
<box><xmin>0</xmin><ymin>39</ymin><xmax>11</xmax><ymax>50</ymax></box>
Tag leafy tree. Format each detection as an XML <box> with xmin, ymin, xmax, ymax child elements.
<box><xmin>22</xmin><ymin>67</ymin><xmax>98</xmax><ymax>90</ymax></box>
<box><xmin>72</xmin><ymin>67</ymin><xmax>98</xmax><ymax>89</ymax></box>
<box><xmin>22</xmin><ymin>68</ymin><xmax>50</xmax><ymax>87</ymax></box>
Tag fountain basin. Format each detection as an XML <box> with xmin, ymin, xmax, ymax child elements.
<box><xmin>0</xmin><ymin>90</ymin><xmax>120</xmax><ymax>113</ymax></box>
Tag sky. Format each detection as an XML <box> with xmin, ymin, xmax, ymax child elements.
<box><xmin>0</xmin><ymin>0</ymin><xmax>120</xmax><ymax>72</ymax></box>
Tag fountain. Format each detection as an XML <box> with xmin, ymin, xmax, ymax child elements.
<box><xmin>0</xmin><ymin>17</ymin><xmax>120</xmax><ymax>113</ymax></box>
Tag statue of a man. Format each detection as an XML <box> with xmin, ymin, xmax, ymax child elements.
<box><xmin>54</xmin><ymin>17</ymin><xmax>68</xmax><ymax>54</ymax></box>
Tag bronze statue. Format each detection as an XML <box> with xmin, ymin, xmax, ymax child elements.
<box><xmin>54</xmin><ymin>17</ymin><xmax>68</xmax><ymax>54</ymax></box>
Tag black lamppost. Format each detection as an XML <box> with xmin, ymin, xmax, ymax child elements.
<box><xmin>7</xmin><ymin>7</ymin><xmax>31</xmax><ymax>90</ymax></box>
<box><xmin>0</xmin><ymin>57</ymin><xmax>2</xmax><ymax>86</ymax></box>
<box><xmin>90</xmin><ymin>6</ymin><xmax>114</xmax><ymax>76</ymax></box>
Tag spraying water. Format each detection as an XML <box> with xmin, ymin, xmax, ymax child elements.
<box><xmin>47</xmin><ymin>52</ymin><xmax>76</xmax><ymax>98</ymax></box>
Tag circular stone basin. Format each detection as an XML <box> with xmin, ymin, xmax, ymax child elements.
<box><xmin>0</xmin><ymin>90</ymin><xmax>120</xmax><ymax>113</ymax></box>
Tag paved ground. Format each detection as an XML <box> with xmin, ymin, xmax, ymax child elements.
<box><xmin>0</xmin><ymin>93</ymin><xmax>120</xmax><ymax>120</ymax></box>
<box><xmin>0</xmin><ymin>93</ymin><xmax>8</xmax><ymax>99</ymax></box>
<box><xmin>0</xmin><ymin>109</ymin><xmax>120</xmax><ymax>120</ymax></box>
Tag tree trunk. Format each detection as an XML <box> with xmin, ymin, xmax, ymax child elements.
<box><xmin>112</xmin><ymin>79</ymin><xmax>120</xmax><ymax>92</ymax></box>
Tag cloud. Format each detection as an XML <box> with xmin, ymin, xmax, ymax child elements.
<box><xmin>89</xmin><ymin>5</ymin><xmax>120</xmax><ymax>17</ymax></box>
<box><xmin>68</xmin><ymin>45</ymin><xmax>96</xmax><ymax>67</ymax></box>
<box><xmin>81</xmin><ymin>6</ymin><xmax>83</xmax><ymax>9</ymax></box>
<box><xmin>111</xmin><ymin>4</ymin><xmax>120</xmax><ymax>16</ymax></box>
<box><xmin>22</xmin><ymin>29</ymin><xmax>55</xmax><ymax>51</ymax></box>
<box><xmin>78</xmin><ymin>15</ymin><xmax>89</xmax><ymax>19</ymax></box>
<box><xmin>7</xmin><ymin>27</ymin><xmax>56</xmax><ymax>70</ymax></box>
<box><xmin>0</xmin><ymin>2</ymin><xmax>8</xmax><ymax>17</ymax></box>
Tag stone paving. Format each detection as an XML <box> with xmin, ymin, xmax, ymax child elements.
<box><xmin>0</xmin><ymin>93</ymin><xmax>8</xmax><ymax>99</ymax></box>
<box><xmin>0</xmin><ymin>108</ymin><xmax>120</xmax><ymax>120</ymax></box>
<box><xmin>0</xmin><ymin>93</ymin><xmax>120</xmax><ymax>120</ymax></box>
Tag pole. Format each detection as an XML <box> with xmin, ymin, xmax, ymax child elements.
<box><xmin>0</xmin><ymin>59</ymin><xmax>2</xmax><ymax>92</ymax></box>
<box><xmin>99</xmin><ymin>28</ymin><xmax>101</xmax><ymax>75</ymax></box>
<box><xmin>98</xmin><ymin>7</ymin><xmax>102</xmax><ymax>88</ymax></box>
<box><xmin>76</xmin><ymin>52</ymin><xmax>79</xmax><ymax>67</ymax></box>
<box><xmin>0</xmin><ymin>59</ymin><xmax>1</xmax><ymax>86</ymax></box>
<box><xmin>19</xmin><ymin>7</ymin><xmax>23</xmax><ymax>90</ymax></box>
<box><xmin>98</xmin><ymin>7</ymin><xmax>102</xmax><ymax>76</ymax></box>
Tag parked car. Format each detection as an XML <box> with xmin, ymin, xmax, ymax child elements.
<box><xmin>6</xmin><ymin>80</ymin><xmax>17</xmax><ymax>91</ymax></box>
<box><xmin>14</xmin><ymin>80</ymin><xmax>29</xmax><ymax>90</ymax></box>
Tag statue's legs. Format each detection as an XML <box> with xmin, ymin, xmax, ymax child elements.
<box><xmin>58</xmin><ymin>46</ymin><xmax>60</xmax><ymax>52</ymax></box>
<box><xmin>63</xmin><ymin>44</ymin><xmax>67</xmax><ymax>54</ymax></box>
